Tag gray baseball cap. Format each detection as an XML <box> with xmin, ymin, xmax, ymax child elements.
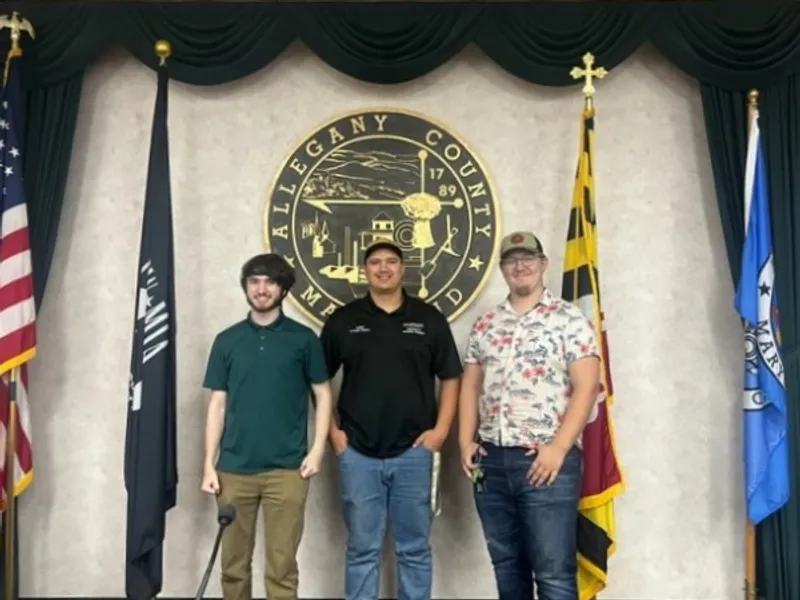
<box><xmin>500</xmin><ymin>231</ymin><xmax>546</xmax><ymax>259</ymax></box>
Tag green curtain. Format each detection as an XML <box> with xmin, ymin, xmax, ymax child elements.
<box><xmin>651</xmin><ymin>3</ymin><xmax>800</xmax><ymax>90</ymax></box>
<box><xmin>698</xmin><ymin>84</ymin><xmax>748</xmax><ymax>281</ymax></box>
<box><xmin>287</xmin><ymin>3</ymin><xmax>484</xmax><ymax>83</ymax></box>
<box><xmin>701</xmin><ymin>73</ymin><xmax>800</xmax><ymax>600</ymax></box>
<box><xmin>696</xmin><ymin>13</ymin><xmax>800</xmax><ymax>595</ymax></box>
<box><xmin>114</xmin><ymin>3</ymin><xmax>293</xmax><ymax>85</ymax></box>
<box><xmin>16</xmin><ymin>4</ymin><xmax>110</xmax><ymax>88</ymax></box>
<box><xmin>23</xmin><ymin>75</ymin><xmax>85</xmax><ymax>305</ymax></box>
<box><xmin>4</xmin><ymin>2</ymin><xmax>800</xmax><ymax>599</ymax></box>
<box><xmin>8</xmin><ymin>2</ymin><xmax>800</xmax><ymax>91</ymax></box>
<box><xmin>474</xmin><ymin>3</ymin><xmax>653</xmax><ymax>85</ymax></box>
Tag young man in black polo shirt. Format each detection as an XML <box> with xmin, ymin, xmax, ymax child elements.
<box><xmin>201</xmin><ymin>253</ymin><xmax>332</xmax><ymax>600</ymax></box>
<box><xmin>319</xmin><ymin>240</ymin><xmax>463</xmax><ymax>600</ymax></box>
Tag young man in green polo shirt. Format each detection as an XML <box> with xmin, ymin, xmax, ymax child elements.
<box><xmin>201</xmin><ymin>253</ymin><xmax>332</xmax><ymax>600</ymax></box>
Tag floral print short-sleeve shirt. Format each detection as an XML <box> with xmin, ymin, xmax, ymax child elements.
<box><xmin>464</xmin><ymin>288</ymin><xmax>599</xmax><ymax>449</ymax></box>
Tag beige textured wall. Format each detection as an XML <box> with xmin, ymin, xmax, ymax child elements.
<box><xmin>19</xmin><ymin>42</ymin><xmax>744</xmax><ymax>599</ymax></box>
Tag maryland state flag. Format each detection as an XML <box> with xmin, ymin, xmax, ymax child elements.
<box><xmin>561</xmin><ymin>104</ymin><xmax>625</xmax><ymax>600</ymax></box>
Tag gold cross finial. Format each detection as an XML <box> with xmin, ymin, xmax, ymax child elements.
<box><xmin>570</xmin><ymin>52</ymin><xmax>607</xmax><ymax>98</ymax></box>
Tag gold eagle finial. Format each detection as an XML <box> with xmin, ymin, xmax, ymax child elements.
<box><xmin>0</xmin><ymin>12</ymin><xmax>35</xmax><ymax>51</ymax></box>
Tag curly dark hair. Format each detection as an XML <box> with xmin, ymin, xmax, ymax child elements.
<box><xmin>239</xmin><ymin>253</ymin><xmax>296</xmax><ymax>293</ymax></box>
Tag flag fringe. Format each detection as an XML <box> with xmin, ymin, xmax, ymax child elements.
<box><xmin>0</xmin><ymin>348</ymin><xmax>35</xmax><ymax>379</ymax></box>
<box><xmin>0</xmin><ymin>469</ymin><xmax>32</xmax><ymax>512</ymax></box>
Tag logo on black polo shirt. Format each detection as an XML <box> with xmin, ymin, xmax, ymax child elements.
<box><xmin>263</xmin><ymin>109</ymin><xmax>501</xmax><ymax>326</ymax></box>
<box><xmin>402</xmin><ymin>322</ymin><xmax>425</xmax><ymax>336</ymax></box>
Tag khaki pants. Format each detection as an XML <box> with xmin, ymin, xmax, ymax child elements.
<box><xmin>217</xmin><ymin>469</ymin><xmax>309</xmax><ymax>600</ymax></box>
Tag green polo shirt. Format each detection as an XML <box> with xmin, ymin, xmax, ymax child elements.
<box><xmin>203</xmin><ymin>313</ymin><xmax>328</xmax><ymax>473</ymax></box>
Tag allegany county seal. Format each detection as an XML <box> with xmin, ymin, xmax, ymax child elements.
<box><xmin>263</xmin><ymin>109</ymin><xmax>500</xmax><ymax>327</ymax></box>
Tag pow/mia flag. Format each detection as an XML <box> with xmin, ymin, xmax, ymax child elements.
<box><xmin>124</xmin><ymin>61</ymin><xmax>178</xmax><ymax>600</ymax></box>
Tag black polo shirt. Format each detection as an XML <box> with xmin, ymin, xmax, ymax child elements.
<box><xmin>319</xmin><ymin>291</ymin><xmax>463</xmax><ymax>458</ymax></box>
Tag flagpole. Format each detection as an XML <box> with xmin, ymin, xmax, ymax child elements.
<box><xmin>744</xmin><ymin>88</ymin><xmax>759</xmax><ymax>600</ymax></box>
<box><xmin>3</xmin><ymin>367</ymin><xmax>17</xmax><ymax>600</ymax></box>
<box><xmin>0</xmin><ymin>13</ymin><xmax>34</xmax><ymax>600</ymax></box>
<box><xmin>569</xmin><ymin>51</ymin><xmax>612</xmax><ymax>600</ymax></box>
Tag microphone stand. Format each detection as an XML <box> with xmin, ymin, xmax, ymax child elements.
<box><xmin>194</xmin><ymin>521</ymin><xmax>228</xmax><ymax>600</ymax></box>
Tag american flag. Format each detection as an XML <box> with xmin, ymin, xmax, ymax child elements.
<box><xmin>0</xmin><ymin>50</ymin><xmax>36</xmax><ymax>510</ymax></box>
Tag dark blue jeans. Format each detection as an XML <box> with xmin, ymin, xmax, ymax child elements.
<box><xmin>337</xmin><ymin>444</ymin><xmax>433</xmax><ymax>600</ymax></box>
<box><xmin>473</xmin><ymin>443</ymin><xmax>581</xmax><ymax>600</ymax></box>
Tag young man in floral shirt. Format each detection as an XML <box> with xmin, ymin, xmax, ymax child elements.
<box><xmin>458</xmin><ymin>231</ymin><xmax>600</xmax><ymax>600</ymax></box>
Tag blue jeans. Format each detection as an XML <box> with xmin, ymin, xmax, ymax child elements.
<box><xmin>473</xmin><ymin>443</ymin><xmax>582</xmax><ymax>600</ymax></box>
<box><xmin>337</xmin><ymin>444</ymin><xmax>433</xmax><ymax>600</ymax></box>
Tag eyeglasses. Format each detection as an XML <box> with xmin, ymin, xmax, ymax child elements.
<box><xmin>500</xmin><ymin>256</ymin><xmax>539</xmax><ymax>269</ymax></box>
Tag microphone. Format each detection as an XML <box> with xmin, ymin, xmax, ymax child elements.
<box><xmin>217</xmin><ymin>503</ymin><xmax>236</xmax><ymax>527</ymax></box>
<box><xmin>194</xmin><ymin>504</ymin><xmax>237</xmax><ymax>600</ymax></box>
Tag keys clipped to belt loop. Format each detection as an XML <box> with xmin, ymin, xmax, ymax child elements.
<box><xmin>471</xmin><ymin>448</ymin><xmax>485</xmax><ymax>492</ymax></box>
